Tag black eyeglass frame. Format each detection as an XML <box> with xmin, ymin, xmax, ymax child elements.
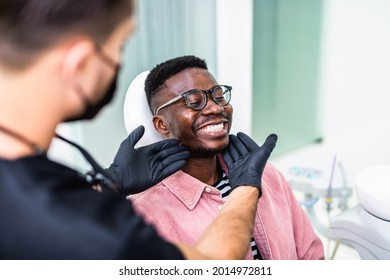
<box><xmin>154</xmin><ymin>85</ymin><xmax>232</xmax><ymax>115</ymax></box>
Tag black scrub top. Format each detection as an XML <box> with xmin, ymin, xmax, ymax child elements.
<box><xmin>0</xmin><ymin>155</ymin><xmax>184</xmax><ymax>260</ymax></box>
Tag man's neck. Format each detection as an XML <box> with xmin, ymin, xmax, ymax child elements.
<box><xmin>182</xmin><ymin>155</ymin><xmax>220</xmax><ymax>186</ymax></box>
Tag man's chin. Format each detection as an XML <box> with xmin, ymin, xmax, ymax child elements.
<box><xmin>190</xmin><ymin>148</ymin><xmax>222</xmax><ymax>158</ymax></box>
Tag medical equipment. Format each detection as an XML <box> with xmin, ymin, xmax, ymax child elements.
<box><xmin>329</xmin><ymin>165</ymin><xmax>390</xmax><ymax>259</ymax></box>
<box><xmin>274</xmin><ymin>154</ymin><xmax>353</xmax><ymax>238</ymax></box>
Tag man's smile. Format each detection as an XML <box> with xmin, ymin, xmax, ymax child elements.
<box><xmin>196</xmin><ymin>121</ymin><xmax>228</xmax><ymax>137</ymax></box>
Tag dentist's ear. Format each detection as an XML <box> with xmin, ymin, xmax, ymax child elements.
<box><xmin>61</xmin><ymin>39</ymin><xmax>96</xmax><ymax>89</ymax></box>
<box><xmin>60</xmin><ymin>39</ymin><xmax>97</xmax><ymax>117</ymax></box>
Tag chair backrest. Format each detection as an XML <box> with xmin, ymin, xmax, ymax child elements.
<box><xmin>123</xmin><ymin>70</ymin><xmax>163</xmax><ymax>147</ymax></box>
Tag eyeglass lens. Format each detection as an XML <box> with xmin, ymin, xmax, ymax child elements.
<box><xmin>186</xmin><ymin>85</ymin><xmax>231</xmax><ymax>110</ymax></box>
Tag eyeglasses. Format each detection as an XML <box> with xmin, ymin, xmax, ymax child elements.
<box><xmin>154</xmin><ymin>85</ymin><xmax>232</xmax><ymax>115</ymax></box>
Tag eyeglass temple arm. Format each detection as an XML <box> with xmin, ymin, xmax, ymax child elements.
<box><xmin>154</xmin><ymin>95</ymin><xmax>183</xmax><ymax>115</ymax></box>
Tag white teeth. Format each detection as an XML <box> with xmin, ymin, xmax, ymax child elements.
<box><xmin>199</xmin><ymin>123</ymin><xmax>224</xmax><ymax>132</ymax></box>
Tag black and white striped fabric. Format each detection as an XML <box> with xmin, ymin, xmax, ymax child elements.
<box><xmin>213</xmin><ymin>170</ymin><xmax>262</xmax><ymax>260</ymax></box>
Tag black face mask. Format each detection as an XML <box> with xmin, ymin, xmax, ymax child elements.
<box><xmin>65</xmin><ymin>48</ymin><xmax>120</xmax><ymax>122</ymax></box>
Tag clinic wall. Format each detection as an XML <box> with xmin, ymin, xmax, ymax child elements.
<box><xmin>321</xmin><ymin>0</ymin><xmax>390</xmax><ymax>134</ymax></box>
<box><xmin>319</xmin><ymin>0</ymin><xmax>390</xmax><ymax>177</ymax></box>
<box><xmin>216</xmin><ymin>0</ymin><xmax>323</xmax><ymax>155</ymax></box>
<box><xmin>217</xmin><ymin>0</ymin><xmax>390</xmax><ymax>165</ymax></box>
<box><xmin>252</xmin><ymin>0</ymin><xmax>323</xmax><ymax>155</ymax></box>
<box><xmin>216</xmin><ymin>0</ymin><xmax>253</xmax><ymax>135</ymax></box>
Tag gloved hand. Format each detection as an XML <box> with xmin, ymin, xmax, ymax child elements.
<box><xmin>106</xmin><ymin>125</ymin><xmax>190</xmax><ymax>195</ymax></box>
<box><xmin>222</xmin><ymin>133</ymin><xmax>277</xmax><ymax>197</ymax></box>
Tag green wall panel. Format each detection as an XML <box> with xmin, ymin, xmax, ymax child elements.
<box><xmin>252</xmin><ymin>0</ymin><xmax>323</xmax><ymax>155</ymax></box>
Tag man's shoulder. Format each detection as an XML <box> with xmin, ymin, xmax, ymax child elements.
<box><xmin>263</xmin><ymin>163</ymin><xmax>284</xmax><ymax>178</ymax></box>
<box><xmin>262</xmin><ymin>163</ymin><xmax>291</xmax><ymax>191</ymax></box>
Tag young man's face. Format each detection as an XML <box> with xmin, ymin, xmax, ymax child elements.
<box><xmin>157</xmin><ymin>67</ymin><xmax>233</xmax><ymax>157</ymax></box>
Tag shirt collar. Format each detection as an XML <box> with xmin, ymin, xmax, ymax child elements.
<box><xmin>161</xmin><ymin>169</ymin><xmax>222</xmax><ymax>210</ymax></box>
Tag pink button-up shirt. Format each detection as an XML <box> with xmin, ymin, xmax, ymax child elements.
<box><xmin>130</xmin><ymin>162</ymin><xmax>324</xmax><ymax>260</ymax></box>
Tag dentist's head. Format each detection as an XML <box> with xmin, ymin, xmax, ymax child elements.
<box><xmin>0</xmin><ymin>0</ymin><xmax>135</xmax><ymax>156</ymax></box>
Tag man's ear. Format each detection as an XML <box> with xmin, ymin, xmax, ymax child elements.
<box><xmin>152</xmin><ymin>115</ymin><xmax>170</xmax><ymax>136</ymax></box>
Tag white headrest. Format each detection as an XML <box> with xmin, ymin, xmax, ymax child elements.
<box><xmin>123</xmin><ymin>70</ymin><xmax>162</xmax><ymax>147</ymax></box>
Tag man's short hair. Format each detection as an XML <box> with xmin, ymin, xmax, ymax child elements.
<box><xmin>0</xmin><ymin>0</ymin><xmax>134</xmax><ymax>70</ymax></box>
<box><xmin>145</xmin><ymin>55</ymin><xmax>208</xmax><ymax>114</ymax></box>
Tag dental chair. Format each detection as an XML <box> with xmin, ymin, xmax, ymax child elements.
<box><xmin>329</xmin><ymin>165</ymin><xmax>390</xmax><ymax>259</ymax></box>
<box><xmin>123</xmin><ymin>70</ymin><xmax>162</xmax><ymax>146</ymax></box>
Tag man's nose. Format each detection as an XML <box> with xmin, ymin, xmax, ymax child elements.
<box><xmin>201</xmin><ymin>95</ymin><xmax>224</xmax><ymax>115</ymax></box>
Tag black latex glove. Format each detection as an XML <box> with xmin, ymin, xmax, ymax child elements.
<box><xmin>106</xmin><ymin>125</ymin><xmax>190</xmax><ymax>195</ymax></box>
<box><xmin>222</xmin><ymin>132</ymin><xmax>278</xmax><ymax>197</ymax></box>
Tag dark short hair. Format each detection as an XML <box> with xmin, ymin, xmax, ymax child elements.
<box><xmin>145</xmin><ymin>55</ymin><xmax>208</xmax><ymax>114</ymax></box>
<box><xmin>0</xmin><ymin>0</ymin><xmax>134</xmax><ymax>69</ymax></box>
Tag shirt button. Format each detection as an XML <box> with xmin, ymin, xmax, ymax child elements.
<box><xmin>218</xmin><ymin>205</ymin><xmax>223</xmax><ymax>210</ymax></box>
<box><xmin>205</xmin><ymin>187</ymin><xmax>212</xmax><ymax>193</ymax></box>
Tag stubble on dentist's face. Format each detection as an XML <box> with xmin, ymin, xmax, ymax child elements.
<box><xmin>160</xmin><ymin>68</ymin><xmax>233</xmax><ymax>157</ymax></box>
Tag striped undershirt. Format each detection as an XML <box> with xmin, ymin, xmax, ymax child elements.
<box><xmin>212</xmin><ymin>170</ymin><xmax>262</xmax><ymax>260</ymax></box>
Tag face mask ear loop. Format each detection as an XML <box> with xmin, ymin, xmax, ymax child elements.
<box><xmin>95</xmin><ymin>44</ymin><xmax>117</xmax><ymax>69</ymax></box>
<box><xmin>72</xmin><ymin>82</ymin><xmax>93</xmax><ymax>112</ymax></box>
